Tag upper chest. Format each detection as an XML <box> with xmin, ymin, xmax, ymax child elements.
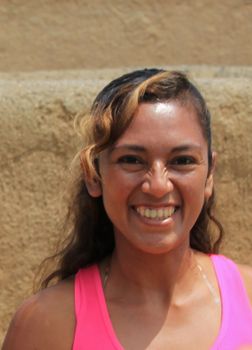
<box><xmin>106</xmin><ymin>293</ymin><xmax>221</xmax><ymax>350</ymax></box>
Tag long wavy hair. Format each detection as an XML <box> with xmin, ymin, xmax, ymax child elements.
<box><xmin>38</xmin><ymin>68</ymin><xmax>224</xmax><ymax>289</ymax></box>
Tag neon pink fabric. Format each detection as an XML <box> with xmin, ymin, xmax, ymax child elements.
<box><xmin>73</xmin><ymin>264</ymin><xmax>123</xmax><ymax>350</ymax></box>
<box><xmin>210</xmin><ymin>255</ymin><xmax>252</xmax><ymax>349</ymax></box>
<box><xmin>73</xmin><ymin>255</ymin><xmax>252</xmax><ymax>349</ymax></box>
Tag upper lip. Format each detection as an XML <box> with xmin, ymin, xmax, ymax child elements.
<box><xmin>133</xmin><ymin>204</ymin><xmax>179</xmax><ymax>208</ymax></box>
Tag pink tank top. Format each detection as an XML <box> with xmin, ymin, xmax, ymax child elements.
<box><xmin>73</xmin><ymin>255</ymin><xmax>252</xmax><ymax>349</ymax></box>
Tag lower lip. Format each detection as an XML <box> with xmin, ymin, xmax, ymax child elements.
<box><xmin>132</xmin><ymin>207</ymin><xmax>178</xmax><ymax>227</ymax></box>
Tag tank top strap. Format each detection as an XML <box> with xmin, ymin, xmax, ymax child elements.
<box><xmin>210</xmin><ymin>254</ymin><xmax>252</xmax><ymax>349</ymax></box>
<box><xmin>211</xmin><ymin>254</ymin><xmax>252</xmax><ymax>312</ymax></box>
<box><xmin>73</xmin><ymin>264</ymin><xmax>123</xmax><ymax>350</ymax></box>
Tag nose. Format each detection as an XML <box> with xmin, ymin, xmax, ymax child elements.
<box><xmin>141</xmin><ymin>163</ymin><xmax>174</xmax><ymax>198</ymax></box>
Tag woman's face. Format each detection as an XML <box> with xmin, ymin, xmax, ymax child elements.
<box><xmin>92</xmin><ymin>101</ymin><xmax>214</xmax><ymax>254</ymax></box>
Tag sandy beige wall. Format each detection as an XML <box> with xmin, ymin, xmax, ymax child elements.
<box><xmin>0</xmin><ymin>67</ymin><xmax>252</xmax><ymax>343</ymax></box>
<box><xmin>0</xmin><ymin>0</ymin><xmax>251</xmax><ymax>72</ymax></box>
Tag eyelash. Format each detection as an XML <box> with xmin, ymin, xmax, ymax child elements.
<box><xmin>117</xmin><ymin>155</ymin><xmax>143</xmax><ymax>164</ymax></box>
<box><xmin>171</xmin><ymin>156</ymin><xmax>196</xmax><ymax>166</ymax></box>
<box><xmin>117</xmin><ymin>155</ymin><xmax>197</xmax><ymax>168</ymax></box>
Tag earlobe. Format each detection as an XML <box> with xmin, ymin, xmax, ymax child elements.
<box><xmin>204</xmin><ymin>173</ymin><xmax>214</xmax><ymax>201</ymax></box>
<box><xmin>80</xmin><ymin>152</ymin><xmax>102</xmax><ymax>198</ymax></box>
<box><xmin>85</xmin><ymin>178</ymin><xmax>102</xmax><ymax>198</ymax></box>
<box><xmin>204</xmin><ymin>151</ymin><xmax>217</xmax><ymax>201</ymax></box>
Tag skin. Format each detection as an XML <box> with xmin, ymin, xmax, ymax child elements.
<box><xmin>3</xmin><ymin>101</ymin><xmax>252</xmax><ymax>350</ymax></box>
<box><xmin>97</xmin><ymin>101</ymin><xmax>214</xmax><ymax>255</ymax></box>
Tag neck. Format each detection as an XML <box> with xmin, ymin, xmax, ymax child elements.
<box><xmin>105</xmin><ymin>237</ymin><xmax>198</xmax><ymax>304</ymax></box>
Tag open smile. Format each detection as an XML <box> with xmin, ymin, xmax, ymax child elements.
<box><xmin>134</xmin><ymin>206</ymin><xmax>178</xmax><ymax>221</ymax></box>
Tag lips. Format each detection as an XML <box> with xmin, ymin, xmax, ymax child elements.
<box><xmin>135</xmin><ymin>206</ymin><xmax>176</xmax><ymax>221</ymax></box>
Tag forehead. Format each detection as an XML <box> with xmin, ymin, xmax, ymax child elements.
<box><xmin>114</xmin><ymin>101</ymin><xmax>206</xmax><ymax>149</ymax></box>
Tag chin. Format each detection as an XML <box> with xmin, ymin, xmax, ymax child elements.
<box><xmin>130</xmin><ymin>232</ymin><xmax>188</xmax><ymax>255</ymax></box>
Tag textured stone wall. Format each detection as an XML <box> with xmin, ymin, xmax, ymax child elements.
<box><xmin>0</xmin><ymin>0</ymin><xmax>251</xmax><ymax>72</ymax></box>
<box><xmin>0</xmin><ymin>67</ymin><xmax>252</xmax><ymax>343</ymax></box>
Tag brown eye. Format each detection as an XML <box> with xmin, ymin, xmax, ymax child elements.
<box><xmin>171</xmin><ymin>156</ymin><xmax>196</xmax><ymax>166</ymax></box>
<box><xmin>117</xmin><ymin>155</ymin><xmax>145</xmax><ymax>172</ymax></box>
<box><xmin>118</xmin><ymin>156</ymin><xmax>142</xmax><ymax>164</ymax></box>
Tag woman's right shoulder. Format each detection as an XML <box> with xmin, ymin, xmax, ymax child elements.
<box><xmin>2</xmin><ymin>277</ymin><xmax>76</xmax><ymax>350</ymax></box>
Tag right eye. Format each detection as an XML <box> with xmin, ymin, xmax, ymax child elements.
<box><xmin>118</xmin><ymin>155</ymin><xmax>142</xmax><ymax>164</ymax></box>
<box><xmin>117</xmin><ymin>155</ymin><xmax>145</xmax><ymax>171</ymax></box>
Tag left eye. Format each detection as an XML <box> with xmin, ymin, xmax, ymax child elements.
<box><xmin>171</xmin><ymin>156</ymin><xmax>196</xmax><ymax>165</ymax></box>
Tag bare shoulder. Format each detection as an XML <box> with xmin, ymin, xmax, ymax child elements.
<box><xmin>237</xmin><ymin>263</ymin><xmax>252</xmax><ymax>305</ymax></box>
<box><xmin>2</xmin><ymin>277</ymin><xmax>75</xmax><ymax>350</ymax></box>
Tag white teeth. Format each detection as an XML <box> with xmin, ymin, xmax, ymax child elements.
<box><xmin>135</xmin><ymin>206</ymin><xmax>176</xmax><ymax>220</ymax></box>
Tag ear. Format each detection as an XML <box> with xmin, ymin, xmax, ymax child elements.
<box><xmin>204</xmin><ymin>151</ymin><xmax>217</xmax><ymax>201</ymax></box>
<box><xmin>85</xmin><ymin>178</ymin><xmax>102</xmax><ymax>198</ymax></box>
<box><xmin>80</xmin><ymin>153</ymin><xmax>102</xmax><ymax>198</ymax></box>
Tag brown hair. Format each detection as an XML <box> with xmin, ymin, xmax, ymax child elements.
<box><xmin>39</xmin><ymin>69</ymin><xmax>223</xmax><ymax>289</ymax></box>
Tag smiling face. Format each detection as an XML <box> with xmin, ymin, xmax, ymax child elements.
<box><xmin>87</xmin><ymin>101</ymin><xmax>215</xmax><ymax>255</ymax></box>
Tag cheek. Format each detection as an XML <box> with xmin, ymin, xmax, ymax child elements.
<box><xmin>178</xmin><ymin>172</ymin><xmax>208</xmax><ymax>203</ymax></box>
<box><xmin>102</xmin><ymin>169</ymin><xmax>141</xmax><ymax>194</ymax></box>
<box><xmin>101</xmin><ymin>172</ymin><xmax>134</xmax><ymax>206</ymax></box>
<box><xmin>177</xmin><ymin>174</ymin><xmax>208</xmax><ymax>230</ymax></box>
<box><xmin>101</xmin><ymin>172</ymin><xmax>142</xmax><ymax>224</ymax></box>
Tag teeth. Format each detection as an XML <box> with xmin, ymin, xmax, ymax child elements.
<box><xmin>135</xmin><ymin>206</ymin><xmax>176</xmax><ymax>220</ymax></box>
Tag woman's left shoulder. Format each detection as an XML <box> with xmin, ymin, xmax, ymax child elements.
<box><xmin>237</xmin><ymin>263</ymin><xmax>252</xmax><ymax>304</ymax></box>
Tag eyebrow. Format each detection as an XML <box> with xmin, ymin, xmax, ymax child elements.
<box><xmin>170</xmin><ymin>144</ymin><xmax>202</xmax><ymax>153</ymax></box>
<box><xmin>109</xmin><ymin>143</ymin><xmax>202</xmax><ymax>154</ymax></box>
<box><xmin>109</xmin><ymin>144</ymin><xmax>146</xmax><ymax>154</ymax></box>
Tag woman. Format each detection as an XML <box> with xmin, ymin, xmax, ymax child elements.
<box><xmin>3</xmin><ymin>69</ymin><xmax>252</xmax><ymax>349</ymax></box>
